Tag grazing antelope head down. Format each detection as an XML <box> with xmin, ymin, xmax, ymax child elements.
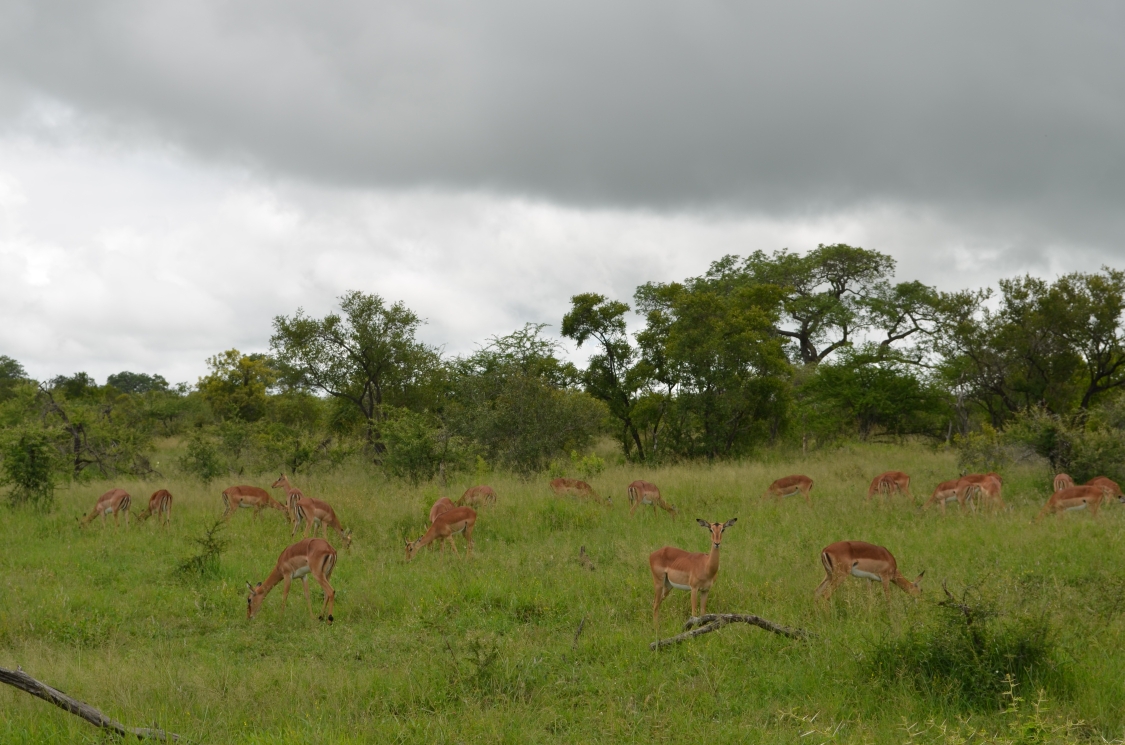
<box><xmin>247</xmin><ymin>582</ymin><xmax>265</xmax><ymax>620</ymax></box>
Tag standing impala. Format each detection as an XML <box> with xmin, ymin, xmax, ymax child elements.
<box><xmin>405</xmin><ymin>506</ymin><xmax>476</xmax><ymax>560</ymax></box>
<box><xmin>815</xmin><ymin>541</ymin><xmax>923</xmax><ymax>605</ymax></box>
<box><xmin>79</xmin><ymin>489</ymin><xmax>132</xmax><ymax>528</ymax></box>
<box><xmin>290</xmin><ymin>495</ymin><xmax>353</xmax><ymax>549</ymax></box>
<box><xmin>1036</xmin><ymin>484</ymin><xmax>1115</xmax><ymax>521</ymax></box>
<box><xmin>135</xmin><ymin>489</ymin><xmax>173</xmax><ymax>526</ymax></box>
<box><xmin>649</xmin><ymin>518</ymin><xmax>737</xmax><ymax>635</ymax></box>
<box><xmin>247</xmin><ymin>538</ymin><xmax>338</xmax><ymax>623</ymax></box>
<box><xmin>627</xmin><ymin>480</ymin><xmax>677</xmax><ymax>518</ymax></box>
<box><xmin>430</xmin><ymin>497</ymin><xmax>456</xmax><ymax>523</ymax></box>
<box><xmin>923</xmin><ymin>478</ymin><xmax>968</xmax><ymax>513</ymax></box>
<box><xmin>764</xmin><ymin>475</ymin><xmax>813</xmax><ymax>505</ymax></box>
<box><xmin>550</xmin><ymin>478</ymin><xmax>610</xmax><ymax>505</ymax></box>
<box><xmin>222</xmin><ymin>484</ymin><xmax>287</xmax><ymax>521</ymax></box>
<box><xmin>270</xmin><ymin>473</ymin><xmax>305</xmax><ymax>523</ymax></box>
<box><xmin>458</xmin><ymin>486</ymin><xmax>497</xmax><ymax>507</ymax></box>
<box><xmin>867</xmin><ymin>471</ymin><xmax>911</xmax><ymax>501</ymax></box>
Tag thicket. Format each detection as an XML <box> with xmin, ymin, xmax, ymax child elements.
<box><xmin>2</xmin><ymin>247</ymin><xmax>1124</xmax><ymax>503</ymax></box>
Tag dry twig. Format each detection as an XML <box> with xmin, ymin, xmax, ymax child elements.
<box><xmin>0</xmin><ymin>665</ymin><xmax>185</xmax><ymax>741</ymax></box>
<box><xmin>650</xmin><ymin>613</ymin><xmax>809</xmax><ymax>650</ymax></box>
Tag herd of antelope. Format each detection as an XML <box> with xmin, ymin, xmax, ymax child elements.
<box><xmin>74</xmin><ymin>464</ymin><xmax>1124</xmax><ymax>635</ymax></box>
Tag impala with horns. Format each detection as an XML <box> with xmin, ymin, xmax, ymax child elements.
<box><xmin>79</xmin><ymin>489</ymin><xmax>132</xmax><ymax>528</ymax></box>
<box><xmin>405</xmin><ymin>506</ymin><xmax>476</xmax><ymax>560</ymax></box>
<box><xmin>221</xmin><ymin>484</ymin><xmax>287</xmax><ymax>521</ymax></box>
<box><xmin>867</xmin><ymin>471</ymin><xmax>910</xmax><ymax>501</ymax></box>
<box><xmin>627</xmin><ymin>480</ymin><xmax>677</xmax><ymax>518</ymax></box>
<box><xmin>550</xmin><ymin>478</ymin><xmax>610</xmax><ymax>505</ymax></box>
<box><xmin>457</xmin><ymin>485</ymin><xmax>497</xmax><ymax>508</ymax></box>
<box><xmin>135</xmin><ymin>489</ymin><xmax>173</xmax><ymax>526</ymax></box>
<box><xmin>763</xmin><ymin>475</ymin><xmax>813</xmax><ymax>505</ymax></box>
<box><xmin>247</xmin><ymin>538</ymin><xmax>337</xmax><ymax>623</ymax></box>
<box><xmin>815</xmin><ymin>541</ymin><xmax>923</xmax><ymax>605</ymax></box>
<box><xmin>649</xmin><ymin>518</ymin><xmax>737</xmax><ymax>635</ymax></box>
<box><xmin>1053</xmin><ymin>473</ymin><xmax>1075</xmax><ymax>492</ymax></box>
<box><xmin>1036</xmin><ymin>484</ymin><xmax>1116</xmax><ymax>521</ymax></box>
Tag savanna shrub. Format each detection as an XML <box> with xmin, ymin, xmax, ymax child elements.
<box><xmin>0</xmin><ymin>427</ymin><xmax>57</xmax><ymax>509</ymax></box>
<box><xmin>868</xmin><ymin>592</ymin><xmax>1067</xmax><ymax>711</ymax></box>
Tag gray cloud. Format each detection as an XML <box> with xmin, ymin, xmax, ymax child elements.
<box><xmin>1</xmin><ymin>2</ymin><xmax>1123</xmax><ymax>240</ymax></box>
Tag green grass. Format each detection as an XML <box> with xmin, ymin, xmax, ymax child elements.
<box><xmin>1</xmin><ymin>443</ymin><xmax>1124</xmax><ymax>743</ymax></box>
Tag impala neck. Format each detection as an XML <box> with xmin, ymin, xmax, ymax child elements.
<box><xmin>706</xmin><ymin>541</ymin><xmax>721</xmax><ymax>578</ymax></box>
<box><xmin>258</xmin><ymin>566</ymin><xmax>286</xmax><ymax>597</ymax></box>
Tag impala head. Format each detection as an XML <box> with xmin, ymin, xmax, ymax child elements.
<box><xmin>404</xmin><ymin>537</ymin><xmax>422</xmax><ymax>561</ymax></box>
<box><xmin>696</xmin><ymin>518</ymin><xmax>737</xmax><ymax>547</ymax></box>
<box><xmin>908</xmin><ymin>570</ymin><xmax>925</xmax><ymax>597</ymax></box>
<box><xmin>246</xmin><ymin>581</ymin><xmax>266</xmax><ymax>619</ymax></box>
<box><xmin>270</xmin><ymin>473</ymin><xmax>288</xmax><ymax>489</ymax></box>
<box><xmin>342</xmin><ymin>528</ymin><xmax>353</xmax><ymax>550</ymax></box>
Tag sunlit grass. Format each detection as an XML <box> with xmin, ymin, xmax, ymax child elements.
<box><xmin>1</xmin><ymin>442</ymin><xmax>1123</xmax><ymax>743</ymax></box>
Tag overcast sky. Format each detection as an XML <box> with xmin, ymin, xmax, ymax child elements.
<box><xmin>1</xmin><ymin>1</ymin><xmax>1123</xmax><ymax>384</ymax></box>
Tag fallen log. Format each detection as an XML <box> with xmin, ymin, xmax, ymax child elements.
<box><xmin>0</xmin><ymin>665</ymin><xmax>185</xmax><ymax>741</ymax></box>
<box><xmin>650</xmin><ymin>613</ymin><xmax>809</xmax><ymax>650</ymax></box>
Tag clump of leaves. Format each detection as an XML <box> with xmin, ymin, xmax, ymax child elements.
<box><xmin>178</xmin><ymin>518</ymin><xmax>228</xmax><ymax>578</ymax></box>
<box><xmin>178</xmin><ymin>431</ymin><xmax>225</xmax><ymax>485</ymax></box>
<box><xmin>1</xmin><ymin>427</ymin><xmax>58</xmax><ymax>510</ymax></box>
<box><xmin>868</xmin><ymin>583</ymin><xmax>1068</xmax><ymax>711</ymax></box>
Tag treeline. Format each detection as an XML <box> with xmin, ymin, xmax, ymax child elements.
<box><xmin>2</xmin><ymin>244</ymin><xmax>1124</xmax><ymax>504</ymax></box>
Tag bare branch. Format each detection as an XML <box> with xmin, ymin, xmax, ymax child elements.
<box><xmin>649</xmin><ymin>613</ymin><xmax>809</xmax><ymax>650</ymax></box>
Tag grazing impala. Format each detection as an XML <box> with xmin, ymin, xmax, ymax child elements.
<box><xmin>135</xmin><ymin>489</ymin><xmax>173</xmax><ymax>525</ymax></box>
<box><xmin>1054</xmin><ymin>473</ymin><xmax>1075</xmax><ymax>492</ymax></box>
<box><xmin>222</xmin><ymin>484</ymin><xmax>286</xmax><ymax>521</ymax></box>
<box><xmin>627</xmin><ymin>480</ymin><xmax>677</xmax><ymax>518</ymax></box>
<box><xmin>649</xmin><ymin>518</ymin><xmax>737</xmax><ymax>635</ymax></box>
<box><xmin>867</xmin><ymin>471</ymin><xmax>911</xmax><ymax>501</ymax></box>
<box><xmin>292</xmin><ymin>497</ymin><xmax>352</xmax><ymax>549</ymax></box>
<box><xmin>79</xmin><ymin>489</ymin><xmax>132</xmax><ymax>528</ymax></box>
<box><xmin>815</xmin><ymin>541</ymin><xmax>923</xmax><ymax>604</ymax></box>
<box><xmin>764</xmin><ymin>475</ymin><xmax>813</xmax><ymax>505</ymax></box>
<box><xmin>958</xmin><ymin>473</ymin><xmax>1005</xmax><ymax>511</ymax></box>
<box><xmin>1036</xmin><ymin>485</ymin><xmax>1114</xmax><ymax>521</ymax></box>
<box><xmin>923</xmin><ymin>478</ymin><xmax>969</xmax><ymax>513</ymax></box>
<box><xmin>405</xmin><ymin>506</ymin><xmax>476</xmax><ymax>560</ymax></box>
<box><xmin>1086</xmin><ymin>476</ymin><xmax>1123</xmax><ymax>501</ymax></box>
<box><xmin>247</xmin><ymin>538</ymin><xmax>338</xmax><ymax>623</ymax></box>
<box><xmin>430</xmin><ymin>497</ymin><xmax>457</xmax><ymax>523</ymax></box>
<box><xmin>458</xmin><ymin>485</ymin><xmax>497</xmax><ymax>507</ymax></box>
<box><xmin>550</xmin><ymin>478</ymin><xmax>610</xmax><ymax>505</ymax></box>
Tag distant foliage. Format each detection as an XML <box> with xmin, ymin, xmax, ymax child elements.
<box><xmin>0</xmin><ymin>427</ymin><xmax>57</xmax><ymax>510</ymax></box>
<box><xmin>179</xmin><ymin>431</ymin><xmax>225</xmax><ymax>485</ymax></box>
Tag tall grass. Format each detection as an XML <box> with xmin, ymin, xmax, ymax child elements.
<box><xmin>0</xmin><ymin>442</ymin><xmax>1123</xmax><ymax>743</ymax></box>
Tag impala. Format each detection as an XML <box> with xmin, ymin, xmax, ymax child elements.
<box><xmin>135</xmin><ymin>489</ymin><xmax>173</xmax><ymax>525</ymax></box>
<box><xmin>1086</xmin><ymin>476</ymin><xmax>1123</xmax><ymax>501</ymax></box>
<box><xmin>649</xmin><ymin>518</ymin><xmax>737</xmax><ymax>635</ymax></box>
<box><xmin>1036</xmin><ymin>485</ymin><xmax>1114</xmax><ymax>521</ymax></box>
<box><xmin>247</xmin><ymin>538</ymin><xmax>337</xmax><ymax>623</ymax></box>
<box><xmin>1054</xmin><ymin>473</ymin><xmax>1075</xmax><ymax>492</ymax></box>
<box><xmin>270</xmin><ymin>473</ymin><xmax>305</xmax><ymax>522</ymax></box>
<box><xmin>458</xmin><ymin>485</ymin><xmax>497</xmax><ymax>507</ymax></box>
<box><xmin>763</xmin><ymin>475</ymin><xmax>813</xmax><ymax>505</ymax></box>
<box><xmin>288</xmin><ymin>496</ymin><xmax>352</xmax><ymax>549</ymax></box>
<box><xmin>221</xmin><ymin>484</ymin><xmax>287</xmax><ymax>521</ymax></box>
<box><xmin>815</xmin><ymin>541</ymin><xmax>923</xmax><ymax>604</ymax></box>
<box><xmin>550</xmin><ymin>478</ymin><xmax>610</xmax><ymax>505</ymax></box>
<box><xmin>958</xmin><ymin>473</ymin><xmax>1005</xmax><ymax>511</ymax></box>
<box><xmin>79</xmin><ymin>489</ymin><xmax>132</xmax><ymax>528</ymax></box>
<box><xmin>923</xmin><ymin>478</ymin><xmax>966</xmax><ymax>513</ymax></box>
<box><xmin>430</xmin><ymin>496</ymin><xmax>457</xmax><ymax>523</ymax></box>
<box><xmin>627</xmin><ymin>480</ymin><xmax>677</xmax><ymax>518</ymax></box>
<box><xmin>405</xmin><ymin>506</ymin><xmax>476</xmax><ymax>560</ymax></box>
<box><xmin>866</xmin><ymin>471</ymin><xmax>911</xmax><ymax>501</ymax></box>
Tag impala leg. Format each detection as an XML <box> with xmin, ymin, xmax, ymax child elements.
<box><xmin>881</xmin><ymin>577</ymin><xmax>892</xmax><ymax>603</ymax></box>
<box><xmin>314</xmin><ymin>575</ymin><xmax>335</xmax><ymax>622</ymax></box>
<box><xmin>464</xmin><ymin>522</ymin><xmax>474</xmax><ymax>558</ymax></box>
<box><xmin>803</xmin><ymin>488</ymin><xmax>812</xmax><ymax>506</ymax></box>
<box><xmin>699</xmin><ymin>589</ymin><xmax>709</xmax><ymax>617</ymax></box>
<box><xmin>653</xmin><ymin>580</ymin><xmax>671</xmax><ymax>635</ymax></box>
<box><xmin>690</xmin><ymin>587</ymin><xmax>699</xmax><ymax>620</ymax></box>
<box><xmin>302</xmin><ymin>577</ymin><xmax>313</xmax><ymax>620</ymax></box>
<box><xmin>448</xmin><ymin>535</ymin><xmax>460</xmax><ymax>557</ymax></box>
<box><xmin>815</xmin><ymin>572</ymin><xmax>847</xmax><ymax>604</ymax></box>
<box><xmin>280</xmin><ymin>576</ymin><xmax>292</xmax><ymax>615</ymax></box>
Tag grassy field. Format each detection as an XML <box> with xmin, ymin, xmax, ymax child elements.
<box><xmin>2</xmin><ymin>442</ymin><xmax>1124</xmax><ymax>744</ymax></box>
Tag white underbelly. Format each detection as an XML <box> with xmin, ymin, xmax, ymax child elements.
<box><xmin>668</xmin><ymin>580</ymin><xmax>692</xmax><ymax>591</ymax></box>
<box><xmin>1065</xmin><ymin>503</ymin><xmax>1088</xmax><ymax>512</ymax></box>
<box><xmin>239</xmin><ymin>502</ymin><xmax>254</xmax><ymax>508</ymax></box>
<box><xmin>641</xmin><ymin>497</ymin><xmax>653</xmax><ymax>505</ymax></box>
<box><xmin>943</xmin><ymin>494</ymin><xmax>958</xmax><ymax>503</ymax></box>
<box><xmin>291</xmin><ymin>566</ymin><xmax>311</xmax><ymax>579</ymax></box>
<box><xmin>850</xmin><ymin>568</ymin><xmax>882</xmax><ymax>581</ymax></box>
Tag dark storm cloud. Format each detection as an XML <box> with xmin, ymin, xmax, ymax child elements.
<box><xmin>1</xmin><ymin>1</ymin><xmax>1123</xmax><ymax>243</ymax></box>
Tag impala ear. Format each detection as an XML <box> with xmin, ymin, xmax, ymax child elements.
<box><xmin>246</xmin><ymin>582</ymin><xmax>254</xmax><ymax>593</ymax></box>
<box><xmin>723</xmin><ymin>518</ymin><xmax>738</xmax><ymax>529</ymax></box>
<box><xmin>696</xmin><ymin>518</ymin><xmax>710</xmax><ymax>528</ymax></box>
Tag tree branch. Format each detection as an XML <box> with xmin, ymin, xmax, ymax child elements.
<box><xmin>0</xmin><ymin>665</ymin><xmax>185</xmax><ymax>741</ymax></box>
<box><xmin>649</xmin><ymin>613</ymin><xmax>809</xmax><ymax>650</ymax></box>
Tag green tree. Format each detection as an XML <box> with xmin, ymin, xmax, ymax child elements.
<box><xmin>271</xmin><ymin>291</ymin><xmax>441</xmax><ymax>447</ymax></box>
<box><xmin>197</xmin><ymin>350</ymin><xmax>277</xmax><ymax>422</ymax></box>
<box><xmin>0</xmin><ymin>426</ymin><xmax>57</xmax><ymax>509</ymax></box>
<box><xmin>107</xmin><ymin>371</ymin><xmax>169</xmax><ymax>394</ymax></box>
<box><xmin>0</xmin><ymin>355</ymin><xmax>27</xmax><ymax>402</ymax></box>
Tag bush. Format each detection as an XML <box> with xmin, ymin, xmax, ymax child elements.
<box><xmin>868</xmin><ymin>586</ymin><xmax>1068</xmax><ymax>711</ymax></box>
<box><xmin>179</xmin><ymin>431</ymin><xmax>225</xmax><ymax>485</ymax></box>
<box><xmin>177</xmin><ymin>519</ymin><xmax>228</xmax><ymax>579</ymax></box>
<box><xmin>0</xmin><ymin>427</ymin><xmax>57</xmax><ymax>510</ymax></box>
